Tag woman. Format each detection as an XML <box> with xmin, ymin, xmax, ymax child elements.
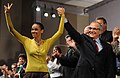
<box><xmin>111</xmin><ymin>27</ymin><xmax>120</xmax><ymax>76</ymax></box>
<box><xmin>4</xmin><ymin>3</ymin><xmax>65</xmax><ymax>78</ymax></box>
<box><xmin>47</xmin><ymin>46</ymin><xmax>63</xmax><ymax>78</ymax></box>
<box><xmin>111</xmin><ymin>27</ymin><xmax>120</xmax><ymax>55</ymax></box>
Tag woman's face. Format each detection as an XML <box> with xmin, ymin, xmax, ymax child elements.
<box><xmin>52</xmin><ymin>48</ymin><xmax>60</xmax><ymax>57</ymax></box>
<box><xmin>31</xmin><ymin>24</ymin><xmax>44</xmax><ymax>38</ymax></box>
<box><xmin>53</xmin><ymin>48</ymin><xmax>58</xmax><ymax>54</ymax></box>
<box><xmin>18</xmin><ymin>57</ymin><xmax>25</xmax><ymax>65</ymax></box>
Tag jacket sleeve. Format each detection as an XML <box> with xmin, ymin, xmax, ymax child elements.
<box><xmin>64</xmin><ymin>22</ymin><xmax>82</xmax><ymax>44</ymax></box>
<box><xmin>59</xmin><ymin>48</ymin><xmax>80</xmax><ymax>68</ymax></box>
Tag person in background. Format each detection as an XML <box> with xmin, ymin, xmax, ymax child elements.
<box><xmin>1</xmin><ymin>54</ymin><xmax>26</xmax><ymax>78</ymax></box>
<box><xmin>1</xmin><ymin>64</ymin><xmax>15</xmax><ymax>78</ymax></box>
<box><xmin>111</xmin><ymin>27</ymin><xmax>120</xmax><ymax>55</ymax></box>
<box><xmin>4</xmin><ymin>3</ymin><xmax>65</xmax><ymax>78</ymax></box>
<box><xmin>55</xmin><ymin>35</ymin><xmax>80</xmax><ymax>78</ymax></box>
<box><xmin>0</xmin><ymin>69</ymin><xmax>4</xmax><ymax>78</ymax></box>
<box><xmin>0</xmin><ymin>64</ymin><xmax>9</xmax><ymax>78</ymax></box>
<box><xmin>14</xmin><ymin>53</ymin><xmax>27</xmax><ymax>78</ymax></box>
<box><xmin>111</xmin><ymin>27</ymin><xmax>120</xmax><ymax>76</ymax></box>
<box><xmin>96</xmin><ymin>17</ymin><xmax>113</xmax><ymax>43</ymax></box>
<box><xmin>10</xmin><ymin>63</ymin><xmax>17</xmax><ymax>78</ymax></box>
<box><xmin>47</xmin><ymin>46</ymin><xmax>63</xmax><ymax>78</ymax></box>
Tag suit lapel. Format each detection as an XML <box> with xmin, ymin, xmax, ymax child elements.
<box><xmin>84</xmin><ymin>35</ymin><xmax>97</xmax><ymax>53</ymax></box>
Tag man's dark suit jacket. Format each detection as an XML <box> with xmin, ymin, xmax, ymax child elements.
<box><xmin>100</xmin><ymin>30</ymin><xmax>113</xmax><ymax>43</ymax></box>
<box><xmin>59</xmin><ymin>47</ymin><xmax>80</xmax><ymax>78</ymax></box>
<box><xmin>64</xmin><ymin>22</ymin><xmax>116</xmax><ymax>78</ymax></box>
<box><xmin>16</xmin><ymin>63</ymin><xmax>27</xmax><ymax>78</ymax></box>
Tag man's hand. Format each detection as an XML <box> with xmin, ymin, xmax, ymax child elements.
<box><xmin>56</xmin><ymin>7</ymin><xmax>65</xmax><ymax>16</ymax></box>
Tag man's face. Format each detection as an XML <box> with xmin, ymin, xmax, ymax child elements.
<box><xmin>88</xmin><ymin>22</ymin><xmax>102</xmax><ymax>39</ymax></box>
<box><xmin>96</xmin><ymin>19</ymin><xmax>106</xmax><ymax>33</ymax></box>
<box><xmin>66</xmin><ymin>37</ymin><xmax>72</xmax><ymax>44</ymax></box>
<box><xmin>11</xmin><ymin>64</ymin><xmax>17</xmax><ymax>71</ymax></box>
<box><xmin>66</xmin><ymin>37</ymin><xmax>76</xmax><ymax>47</ymax></box>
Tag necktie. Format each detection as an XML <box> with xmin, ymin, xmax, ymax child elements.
<box><xmin>94</xmin><ymin>40</ymin><xmax>98</xmax><ymax>53</ymax></box>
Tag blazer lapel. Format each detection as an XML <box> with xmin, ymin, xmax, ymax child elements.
<box><xmin>83</xmin><ymin>35</ymin><xmax>96</xmax><ymax>53</ymax></box>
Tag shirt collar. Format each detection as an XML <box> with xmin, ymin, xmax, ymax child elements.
<box><xmin>94</xmin><ymin>38</ymin><xmax>100</xmax><ymax>44</ymax></box>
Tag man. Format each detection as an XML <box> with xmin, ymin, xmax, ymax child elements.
<box><xmin>96</xmin><ymin>17</ymin><xmax>113</xmax><ymax>43</ymax></box>
<box><xmin>57</xmin><ymin>8</ymin><xmax>116</xmax><ymax>78</ymax></box>
<box><xmin>56</xmin><ymin>35</ymin><xmax>80</xmax><ymax>78</ymax></box>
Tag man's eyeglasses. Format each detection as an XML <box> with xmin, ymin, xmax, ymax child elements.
<box><xmin>88</xmin><ymin>27</ymin><xmax>100</xmax><ymax>30</ymax></box>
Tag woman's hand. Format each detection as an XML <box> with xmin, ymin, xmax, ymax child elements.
<box><xmin>112</xmin><ymin>27</ymin><xmax>120</xmax><ymax>40</ymax></box>
<box><xmin>4</xmin><ymin>3</ymin><xmax>13</xmax><ymax>13</ymax></box>
<box><xmin>56</xmin><ymin>7</ymin><xmax>65</xmax><ymax>16</ymax></box>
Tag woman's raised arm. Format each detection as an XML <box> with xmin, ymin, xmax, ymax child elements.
<box><xmin>4</xmin><ymin>3</ymin><xmax>14</xmax><ymax>32</ymax></box>
<box><xmin>4</xmin><ymin>3</ymin><xmax>27</xmax><ymax>44</ymax></box>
